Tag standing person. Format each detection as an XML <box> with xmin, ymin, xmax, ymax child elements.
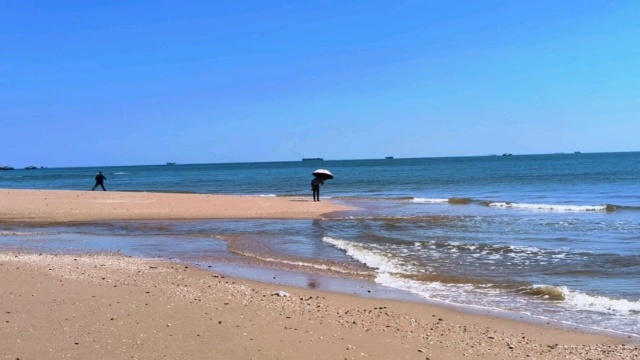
<box><xmin>92</xmin><ymin>171</ymin><xmax>107</xmax><ymax>191</ymax></box>
<box><xmin>311</xmin><ymin>176</ymin><xmax>324</xmax><ymax>202</ymax></box>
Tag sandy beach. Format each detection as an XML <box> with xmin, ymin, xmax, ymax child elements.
<box><xmin>0</xmin><ymin>189</ymin><xmax>355</xmax><ymax>222</ymax></box>
<box><xmin>1</xmin><ymin>189</ymin><xmax>638</xmax><ymax>359</ymax></box>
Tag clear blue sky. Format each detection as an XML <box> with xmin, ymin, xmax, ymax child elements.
<box><xmin>1</xmin><ymin>1</ymin><xmax>638</xmax><ymax>167</ymax></box>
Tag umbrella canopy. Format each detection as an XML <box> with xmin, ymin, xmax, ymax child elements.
<box><xmin>312</xmin><ymin>169</ymin><xmax>333</xmax><ymax>180</ymax></box>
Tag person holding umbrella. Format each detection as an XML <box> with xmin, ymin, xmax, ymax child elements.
<box><xmin>311</xmin><ymin>169</ymin><xmax>333</xmax><ymax>201</ymax></box>
<box><xmin>311</xmin><ymin>176</ymin><xmax>324</xmax><ymax>201</ymax></box>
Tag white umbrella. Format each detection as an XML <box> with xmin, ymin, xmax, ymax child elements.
<box><xmin>312</xmin><ymin>169</ymin><xmax>333</xmax><ymax>180</ymax></box>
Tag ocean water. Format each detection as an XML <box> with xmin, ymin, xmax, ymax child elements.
<box><xmin>1</xmin><ymin>152</ymin><xmax>639</xmax><ymax>339</ymax></box>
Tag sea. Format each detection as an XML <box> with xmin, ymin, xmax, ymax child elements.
<box><xmin>1</xmin><ymin>152</ymin><xmax>639</xmax><ymax>340</ymax></box>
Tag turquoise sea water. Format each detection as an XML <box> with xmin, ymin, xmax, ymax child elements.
<box><xmin>1</xmin><ymin>152</ymin><xmax>639</xmax><ymax>339</ymax></box>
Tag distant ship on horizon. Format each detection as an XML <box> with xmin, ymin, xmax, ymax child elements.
<box><xmin>385</xmin><ymin>156</ymin><xmax>394</xmax><ymax>159</ymax></box>
<box><xmin>166</xmin><ymin>162</ymin><xmax>176</xmax><ymax>165</ymax></box>
<box><xmin>302</xmin><ymin>157</ymin><xmax>323</xmax><ymax>161</ymax></box>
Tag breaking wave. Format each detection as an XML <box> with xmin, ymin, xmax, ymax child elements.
<box><xmin>486</xmin><ymin>202</ymin><xmax>612</xmax><ymax>212</ymax></box>
<box><xmin>322</xmin><ymin>236</ymin><xmax>407</xmax><ymax>275</ymax></box>
<box><xmin>522</xmin><ymin>285</ymin><xmax>640</xmax><ymax>315</ymax></box>
<box><xmin>321</xmin><ymin>235</ymin><xmax>640</xmax><ymax>330</ymax></box>
<box><xmin>411</xmin><ymin>197</ymin><xmax>473</xmax><ymax>204</ymax></box>
<box><xmin>412</xmin><ymin>198</ymin><xmax>449</xmax><ymax>203</ymax></box>
<box><xmin>407</xmin><ymin>197</ymin><xmax>627</xmax><ymax>212</ymax></box>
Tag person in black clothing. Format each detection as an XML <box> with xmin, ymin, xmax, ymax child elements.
<box><xmin>92</xmin><ymin>171</ymin><xmax>107</xmax><ymax>191</ymax></box>
<box><xmin>311</xmin><ymin>176</ymin><xmax>324</xmax><ymax>201</ymax></box>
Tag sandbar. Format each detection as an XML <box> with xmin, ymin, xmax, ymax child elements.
<box><xmin>0</xmin><ymin>189</ymin><xmax>354</xmax><ymax>222</ymax></box>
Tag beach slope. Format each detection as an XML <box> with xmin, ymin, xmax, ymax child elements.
<box><xmin>0</xmin><ymin>189</ymin><xmax>638</xmax><ymax>359</ymax></box>
<box><xmin>0</xmin><ymin>253</ymin><xmax>637</xmax><ymax>359</ymax></box>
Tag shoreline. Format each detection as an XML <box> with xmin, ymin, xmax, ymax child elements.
<box><xmin>203</xmin><ymin>259</ymin><xmax>639</xmax><ymax>341</ymax></box>
<box><xmin>1</xmin><ymin>251</ymin><xmax>637</xmax><ymax>359</ymax></box>
<box><xmin>1</xmin><ymin>189</ymin><xmax>639</xmax><ymax>358</ymax></box>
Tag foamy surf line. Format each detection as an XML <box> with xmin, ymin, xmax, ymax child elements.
<box><xmin>321</xmin><ymin>235</ymin><xmax>640</xmax><ymax>339</ymax></box>
<box><xmin>487</xmin><ymin>202</ymin><xmax>610</xmax><ymax>212</ymax></box>
<box><xmin>412</xmin><ymin>197</ymin><xmax>450</xmax><ymax>203</ymax></box>
<box><xmin>411</xmin><ymin>197</ymin><xmax>614</xmax><ymax>212</ymax></box>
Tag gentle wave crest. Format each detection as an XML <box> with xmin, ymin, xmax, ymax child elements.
<box><xmin>412</xmin><ymin>197</ymin><xmax>473</xmax><ymax>204</ymax></box>
<box><xmin>525</xmin><ymin>285</ymin><xmax>640</xmax><ymax>315</ymax></box>
<box><xmin>487</xmin><ymin>202</ymin><xmax>610</xmax><ymax>212</ymax></box>
<box><xmin>322</xmin><ymin>236</ymin><xmax>406</xmax><ymax>275</ymax></box>
<box><xmin>412</xmin><ymin>198</ymin><xmax>449</xmax><ymax>203</ymax></box>
<box><xmin>410</xmin><ymin>197</ymin><xmax>625</xmax><ymax>212</ymax></box>
<box><xmin>1</xmin><ymin>231</ymin><xmax>50</xmax><ymax>237</ymax></box>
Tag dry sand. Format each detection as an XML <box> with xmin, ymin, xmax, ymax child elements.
<box><xmin>1</xmin><ymin>189</ymin><xmax>638</xmax><ymax>359</ymax></box>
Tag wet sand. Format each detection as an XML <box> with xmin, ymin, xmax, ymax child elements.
<box><xmin>1</xmin><ymin>189</ymin><xmax>638</xmax><ymax>359</ymax></box>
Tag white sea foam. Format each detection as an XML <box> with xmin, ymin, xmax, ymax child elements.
<box><xmin>255</xmin><ymin>255</ymin><xmax>367</xmax><ymax>274</ymax></box>
<box><xmin>322</xmin><ymin>237</ymin><xmax>406</xmax><ymax>275</ymax></box>
<box><xmin>507</xmin><ymin>244</ymin><xmax>544</xmax><ymax>254</ymax></box>
<box><xmin>323</xmin><ymin>237</ymin><xmax>461</xmax><ymax>299</ymax></box>
<box><xmin>378</xmin><ymin>272</ymin><xmax>453</xmax><ymax>294</ymax></box>
<box><xmin>489</xmin><ymin>202</ymin><xmax>607</xmax><ymax>212</ymax></box>
<box><xmin>551</xmin><ymin>285</ymin><xmax>640</xmax><ymax>315</ymax></box>
<box><xmin>412</xmin><ymin>197</ymin><xmax>449</xmax><ymax>203</ymax></box>
<box><xmin>322</xmin><ymin>239</ymin><xmax>640</xmax><ymax>336</ymax></box>
<box><xmin>113</xmin><ymin>172</ymin><xmax>128</xmax><ymax>175</ymax></box>
<box><xmin>0</xmin><ymin>231</ymin><xmax>49</xmax><ymax>237</ymax></box>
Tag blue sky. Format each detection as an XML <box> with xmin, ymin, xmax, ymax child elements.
<box><xmin>1</xmin><ymin>1</ymin><xmax>638</xmax><ymax>167</ymax></box>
